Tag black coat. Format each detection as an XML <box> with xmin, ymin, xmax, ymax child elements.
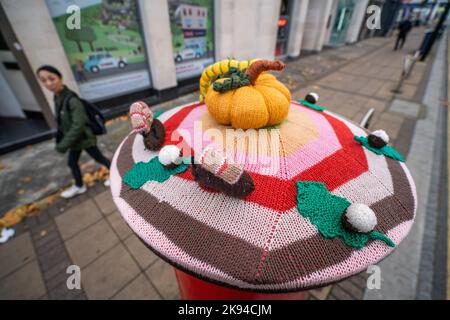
<box><xmin>398</xmin><ymin>20</ymin><xmax>413</xmax><ymax>36</ymax></box>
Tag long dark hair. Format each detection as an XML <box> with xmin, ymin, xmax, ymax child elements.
<box><xmin>36</xmin><ymin>65</ymin><xmax>62</xmax><ymax>78</ymax></box>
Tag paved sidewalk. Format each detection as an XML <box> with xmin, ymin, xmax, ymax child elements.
<box><xmin>364</xmin><ymin>30</ymin><xmax>448</xmax><ymax>300</ymax></box>
<box><xmin>0</xmin><ymin>27</ymin><xmax>441</xmax><ymax>300</ymax></box>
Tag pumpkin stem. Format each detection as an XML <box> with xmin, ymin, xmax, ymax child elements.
<box><xmin>244</xmin><ymin>60</ymin><xmax>285</xmax><ymax>85</ymax></box>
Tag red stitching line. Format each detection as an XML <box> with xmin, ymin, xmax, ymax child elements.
<box><xmin>254</xmin><ymin>212</ymin><xmax>283</xmax><ymax>280</ymax></box>
<box><xmin>216</xmin><ymin>161</ymin><xmax>228</xmax><ymax>176</ymax></box>
<box><xmin>133</xmin><ymin>123</ymin><xmax>148</xmax><ymax>130</ymax></box>
<box><xmin>130</xmin><ymin>111</ymin><xmax>151</xmax><ymax>119</ymax></box>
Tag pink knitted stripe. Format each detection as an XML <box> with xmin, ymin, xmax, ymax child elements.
<box><xmin>287</xmin><ymin>220</ymin><xmax>413</xmax><ymax>288</ymax></box>
<box><xmin>332</xmin><ymin>148</ymin><xmax>394</xmax><ymax>206</ymax></box>
<box><xmin>109</xmin><ymin>102</ymin><xmax>417</xmax><ymax>292</ymax></box>
<box><xmin>177</xmin><ymin>104</ymin><xmax>341</xmax><ymax>179</ymax></box>
<box><xmin>130</xmin><ymin>111</ymin><xmax>151</xmax><ymax>119</ymax></box>
<box><xmin>132</xmin><ymin>123</ymin><xmax>148</xmax><ymax>130</ymax></box>
<box><xmin>254</xmin><ymin>212</ymin><xmax>283</xmax><ymax>280</ymax></box>
<box><xmin>112</xmin><ymin>195</ymin><xmax>245</xmax><ymax>286</ymax></box>
<box><xmin>140</xmin><ymin>176</ymin><xmax>283</xmax><ymax>247</ymax></box>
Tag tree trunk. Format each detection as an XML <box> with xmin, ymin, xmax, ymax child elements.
<box><xmin>76</xmin><ymin>41</ymin><xmax>83</xmax><ymax>53</ymax></box>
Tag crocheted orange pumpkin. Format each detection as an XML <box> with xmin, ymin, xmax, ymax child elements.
<box><xmin>203</xmin><ymin>59</ymin><xmax>291</xmax><ymax>129</ymax></box>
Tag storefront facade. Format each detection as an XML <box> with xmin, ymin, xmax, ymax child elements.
<box><xmin>0</xmin><ymin>0</ymin><xmax>373</xmax><ymax>152</ymax></box>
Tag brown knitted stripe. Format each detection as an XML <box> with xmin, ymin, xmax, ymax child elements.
<box><xmin>115</xmin><ymin>134</ymin><xmax>351</xmax><ymax>284</ymax></box>
<box><xmin>257</xmin><ymin>157</ymin><xmax>416</xmax><ymax>283</ymax></box>
<box><xmin>117</xmin><ymin>132</ymin><xmax>138</xmax><ymax>176</ymax></box>
<box><xmin>115</xmin><ymin>131</ymin><xmax>415</xmax><ymax>287</ymax></box>
<box><xmin>120</xmin><ymin>184</ymin><xmax>264</xmax><ymax>283</ymax></box>
<box><xmin>256</xmin><ymin>235</ymin><xmax>354</xmax><ymax>284</ymax></box>
<box><xmin>369</xmin><ymin>157</ymin><xmax>415</xmax><ymax>234</ymax></box>
<box><xmin>387</xmin><ymin>158</ymin><xmax>415</xmax><ymax>216</ymax></box>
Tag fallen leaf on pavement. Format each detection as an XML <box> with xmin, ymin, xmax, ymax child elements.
<box><xmin>0</xmin><ymin>166</ymin><xmax>110</xmax><ymax>228</ymax></box>
<box><xmin>22</xmin><ymin>176</ymin><xmax>31</xmax><ymax>183</ymax></box>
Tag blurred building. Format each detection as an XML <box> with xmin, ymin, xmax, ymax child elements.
<box><xmin>0</xmin><ymin>0</ymin><xmax>378</xmax><ymax>152</ymax></box>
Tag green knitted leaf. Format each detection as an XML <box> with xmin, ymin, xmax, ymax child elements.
<box><xmin>124</xmin><ymin>157</ymin><xmax>189</xmax><ymax>189</ymax></box>
<box><xmin>297</xmin><ymin>100</ymin><xmax>326</xmax><ymax>111</ymax></box>
<box><xmin>295</xmin><ymin>181</ymin><xmax>395</xmax><ymax>249</ymax></box>
<box><xmin>354</xmin><ymin>136</ymin><xmax>405</xmax><ymax>162</ymax></box>
<box><xmin>153</xmin><ymin>110</ymin><xmax>164</xmax><ymax>119</ymax></box>
<box><xmin>213</xmin><ymin>68</ymin><xmax>251</xmax><ymax>93</ymax></box>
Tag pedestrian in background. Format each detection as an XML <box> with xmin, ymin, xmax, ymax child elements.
<box><xmin>36</xmin><ymin>65</ymin><xmax>111</xmax><ymax>199</ymax></box>
<box><xmin>394</xmin><ymin>16</ymin><xmax>413</xmax><ymax>51</ymax></box>
<box><xmin>74</xmin><ymin>59</ymin><xmax>87</xmax><ymax>83</ymax></box>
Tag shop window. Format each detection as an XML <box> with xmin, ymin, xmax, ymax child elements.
<box><xmin>169</xmin><ymin>0</ymin><xmax>215</xmax><ymax>81</ymax></box>
<box><xmin>45</xmin><ymin>0</ymin><xmax>152</xmax><ymax>101</ymax></box>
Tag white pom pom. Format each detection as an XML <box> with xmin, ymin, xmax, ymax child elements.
<box><xmin>158</xmin><ymin>145</ymin><xmax>182</xmax><ymax>167</ymax></box>
<box><xmin>305</xmin><ymin>92</ymin><xmax>319</xmax><ymax>104</ymax></box>
<box><xmin>343</xmin><ymin>203</ymin><xmax>377</xmax><ymax>233</ymax></box>
<box><xmin>371</xmin><ymin>130</ymin><xmax>389</xmax><ymax>144</ymax></box>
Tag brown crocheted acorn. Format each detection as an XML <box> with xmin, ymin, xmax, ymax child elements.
<box><xmin>129</xmin><ymin>101</ymin><xmax>165</xmax><ymax>151</ymax></box>
<box><xmin>367</xmin><ymin>130</ymin><xmax>389</xmax><ymax>149</ymax></box>
<box><xmin>305</xmin><ymin>92</ymin><xmax>319</xmax><ymax>104</ymax></box>
<box><xmin>143</xmin><ymin>119</ymin><xmax>165</xmax><ymax>151</ymax></box>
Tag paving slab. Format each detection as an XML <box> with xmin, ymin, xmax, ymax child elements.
<box><xmin>81</xmin><ymin>243</ymin><xmax>140</xmax><ymax>300</ymax></box>
<box><xmin>94</xmin><ymin>190</ymin><xmax>116</xmax><ymax>215</ymax></box>
<box><xmin>107</xmin><ymin>211</ymin><xmax>133</xmax><ymax>241</ymax></box>
<box><xmin>124</xmin><ymin>234</ymin><xmax>159</xmax><ymax>270</ymax></box>
<box><xmin>65</xmin><ymin>218</ymin><xmax>119</xmax><ymax>268</ymax></box>
<box><xmin>0</xmin><ymin>261</ymin><xmax>46</xmax><ymax>300</ymax></box>
<box><xmin>0</xmin><ymin>232</ymin><xmax>36</xmax><ymax>279</ymax></box>
<box><xmin>55</xmin><ymin>199</ymin><xmax>102</xmax><ymax>241</ymax></box>
<box><xmin>389</xmin><ymin>99</ymin><xmax>421</xmax><ymax>118</ymax></box>
<box><xmin>308</xmin><ymin>285</ymin><xmax>332</xmax><ymax>300</ymax></box>
<box><xmin>145</xmin><ymin>259</ymin><xmax>180</xmax><ymax>300</ymax></box>
<box><xmin>112</xmin><ymin>274</ymin><xmax>161</xmax><ymax>300</ymax></box>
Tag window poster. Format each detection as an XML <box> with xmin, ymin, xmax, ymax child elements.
<box><xmin>46</xmin><ymin>0</ymin><xmax>152</xmax><ymax>101</ymax></box>
<box><xmin>168</xmin><ymin>0</ymin><xmax>215</xmax><ymax>80</ymax></box>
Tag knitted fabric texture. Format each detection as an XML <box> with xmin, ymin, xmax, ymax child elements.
<box><xmin>123</xmin><ymin>157</ymin><xmax>188</xmax><ymax>189</ymax></box>
<box><xmin>153</xmin><ymin>110</ymin><xmax>164</xmax><ymax>119</ymax></box>
<box><xmin>354</xmin><ymin>136</ymin><xmax>405</xmax><ymax>162</ymax></box>
<box><xmin>199</xmin><ymin>58</ymin><xmax>261</xmax><ymax>101</ymax></box>
<box><xmin>244</xmin><ymin>60</ymin><xmax>285</xmax><ymax>85</ymax></box>
<box><xmin>192</xmin><ymin>161</ymin><xmax>255</xmax><ymax>198</ymax></box>
<box><xmin>205</xmin><ymin>59</ymin><xmax>291</xmax><ymax>129</ymax></box>
<box><xmin>110</xmin><ymin>101</ymin><xmax>416</xmax><ymax>292</ymax></box>
<box><xmin>212</xmin><ymin>69</ymin><xmax>250</xmax><ymax>93</ymax></box>
<box><xmin>143</xmin><ymin>119</ymin><xmax>165</xmax><ymax>151</ymax></box>
<box><xmin>197</xmin><ymin>147</ymin><xmax>244</xmax><ymax>185</ymax></box>
<box><xmin>129</xmin><ymin>101</ymin><xmax>153</xmax><ymax>134</ymax></box>
<box><xmin>296</xmin><ymin>181</ymin><xmax>395</xmax><ymax>249</ymax></box>
<box><xmin>342</xmin><ymin>203</ymin><xmax>377</xmax><ymax>233</ymax></box>
<box><xmin>297</xmin><ymin>99</ymin><xmax>326</xmax><ymax>111</ymax></box>
<box><xmin>159</xmin><ymin>145</ymin><xmax>183</xmax><ymax>167</ymax></box>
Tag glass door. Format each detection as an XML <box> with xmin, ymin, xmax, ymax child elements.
<box><xmin>329</xmin><ymin>0</ymin><xmax>356</xmax><ymax>46</ymax></box>
<box><xmin>275</xmin><ymin>0</ymin><xmax>292</xmax><ymax>58</ymax></box>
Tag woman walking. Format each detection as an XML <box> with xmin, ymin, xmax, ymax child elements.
<box><xmin>37</xmin><ymin>65</ymin><xmax>111</xmax><ymax>199</ymax></box>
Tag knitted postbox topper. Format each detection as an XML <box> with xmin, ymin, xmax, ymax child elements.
<box><xmin>112</xmin><ymin>60</ymin><xmax>416</xmax><ymax>293</ymax></box>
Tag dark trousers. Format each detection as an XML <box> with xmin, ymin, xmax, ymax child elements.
<box><xmin>394</xmin><ymin>34</ymin><xmax>407</xmax><ymax>50</ymax></box>
<box><xmin>68</xmin><ymin>146</ymin><xmax>111</xmax><ymax>187</ymax></box>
